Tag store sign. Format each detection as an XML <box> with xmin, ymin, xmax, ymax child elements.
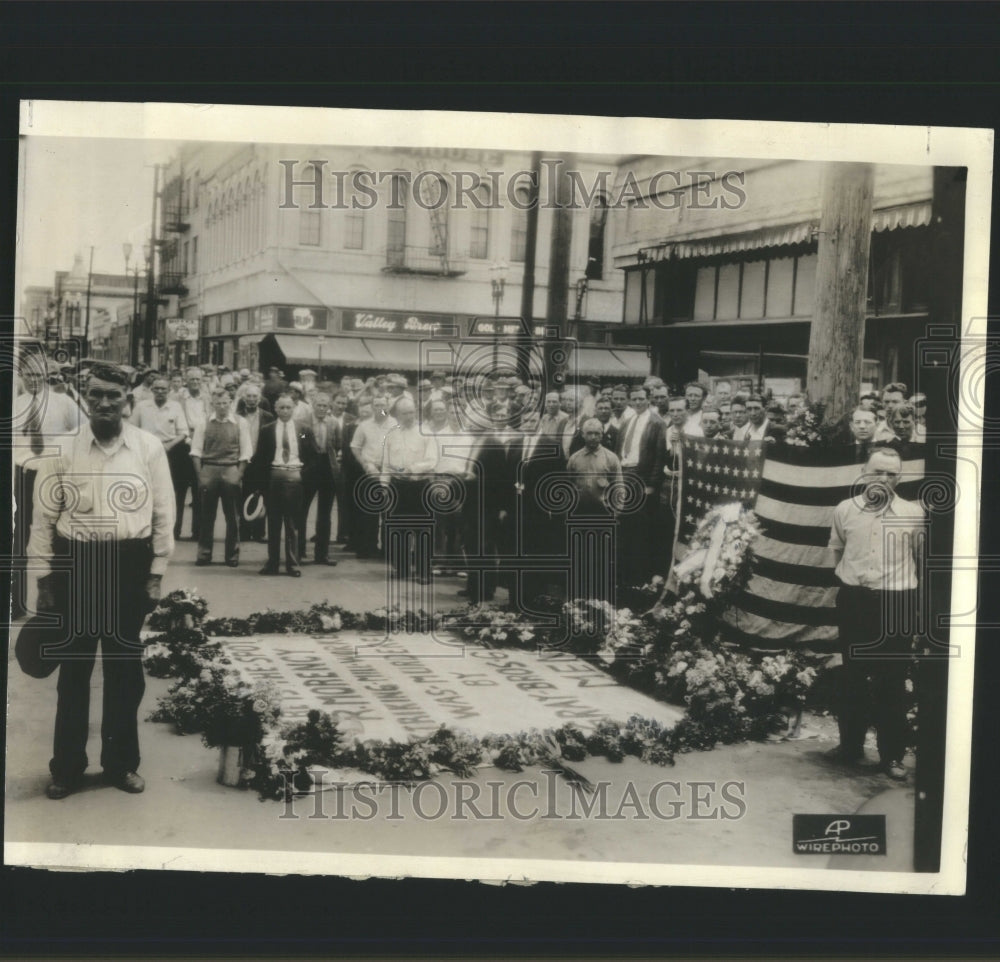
<box><xmin>342</xmin><ymin>309</ymin><xmax>457</xmax><ymax>338</ymax></box>
<box><xmin>167</xmin><ymin>319</ymin><xmax>197</xmax><ymax>342</ymax></box>
<box><xmin>276</xmin><ymin>306</ymin><xmax>329</xmax><ymax>331</ymax></box>
<box><xmin>470</xmin><ymin>316</ymin><xmax>546</xmax><ymax>338</ymax></box>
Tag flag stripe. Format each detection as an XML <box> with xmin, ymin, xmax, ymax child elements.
<box><xmin>720</xmin><ymin>613</ymin><xmax>840</xmax><ymax>651</ymax></box>
<box><xmin>733</xmin><ymin>585</ymin><xmax>838</xmax><ymax>627</ymax></box>
<box><xmin>753</xmin><ymin>534</ymin><xmax>830</xmax><ymax>567</ymax></box>
<box><xmin>753</xmin><ymin>517</ymin><xmax>832</xmax><ymax>547</ymax></box>
<box><xmin>755</xmin><ymin>494</ymin><xmax>836</xmax><ymax>529</ymax></box>
<box><xmin>753</xmin><ymin>555</ymin><xmax>840</xmax><ymax>588</ymax></box>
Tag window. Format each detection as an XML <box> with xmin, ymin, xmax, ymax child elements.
<box><xmin>585</xmin><ymin>194</ymin><xmax>608</xmax><ymax>280</ymax></box>
<box><xmin>299</xmin><ymin>210</ymin><xmax>321</xmax><ymax>246</ymax></box>
<box><xmin>510</xmin><ymin>183</ymin><xmax>530</xmax><ymax>262</ymax></box>
<box><xmin>182</xmin><ymin>240</ymin><xmax>190</xmax><ymax>276</ymax></box>
<box><xmin>469</xmin><ymin>184</ymin><xmax>490</xmax><ymax>259</ymax></box>
<box><xmin>192</xmin><ymin>172</ymin><xmax>199</xmax><ymax>209</ymax></box>
<box><xmin>191</xmin><ymin>236</ymin><xmax>198</xmax><ymax>274</ymax></box>
<box><xmin>386</xmin><ymin>173</ymin><xmax>407</xmax><ymax>267</ymax></box>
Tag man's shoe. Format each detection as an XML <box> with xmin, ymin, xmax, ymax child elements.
<box><xmin>317</xmin><ymin>559</ymin><xmax>338</xmax><ymax>566</ymax></box>
<box><xmin>46</xmin><ymin>780</ymin><xmax>75</xmax><ymax>800</ymax></box>
<box><xmin>259</xmin><ymin>566</ymin><xmax>280</xmax><ymax>576</ymax></box>
<box><xmin>885</xmin><ymin>760</ymin><xmax>907</xmax><ymax>781</ymax></box>
<box><xmin>110</xmin><ymin>771</ymin><xmax>145</xmax><ymax>794</ymax></box>
<box><xmin>287</xmin><ymin>568</ymin><xmax>302</xmax><ymax>578</ymax></box>
<box><xmin>195</xmin><ymin>559</ymin><xmax>211</xmax><ymax>567</ymax></box>
<box><xmin>226</xmin><ymin>560</ymin><xmax>239</xmax><ymax>568</ymax></box>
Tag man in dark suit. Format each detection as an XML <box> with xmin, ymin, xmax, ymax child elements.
<box><xmin>594</xmin><ymin>396</ymin><xmax>620</xmax><ymax>453</ymax></box>
<box><xmin>514</xmin><ymin>410</ymin><xmax>567</xmax><ymax>605</ymax></box>
<box><xmin>616</xmin><ymin>384</ymin><xmax>666</xmax><ymax>589</ymax></box>
<box><xmin>238</xmin><ymin>383</ymin><xmax>275</xmax><ymax>543</ymax></box>
<box><xmin>462</xmin><ymin>423</ymin><xmax>521</xmax><ymax>605</ymax></box>
<box><xmin>298</xmin><ymin>393</ymin><xmax>341</xmax><ymax>566</ymax></box>
<box><xmin>250</xmin><ymin>394</ymin><xmax>317</xmax><ymax>577</ymax></box>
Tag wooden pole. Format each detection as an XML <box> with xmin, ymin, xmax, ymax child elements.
<box><xmin>545</xmin><ymin>153</ymin><xmax>574</xmax><ymax>390</ymax></box>
<box><xmin>806</xmin><ymin>163</ymin><xmax>875</xmax><ymax>421</ymax></box>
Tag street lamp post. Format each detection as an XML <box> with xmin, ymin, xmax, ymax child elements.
<box><xmin>489</xmin><ymin>260</ymin><xmax>508</xmax><ymax>373</ymax></box>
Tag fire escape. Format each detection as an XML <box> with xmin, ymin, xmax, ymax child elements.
<box><xmin>157</xmin><ymin>173</ymin><xmax>190</xmax><ymax>297</ymax></box>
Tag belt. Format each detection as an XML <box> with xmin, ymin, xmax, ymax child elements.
<box><xmin>201</xmin><ymin>460</ymin><xmax>239</xmax><ymax>466</ymax></box>
<box><xmin>271</xmin><ymin>464</ymin><xmax>303</xmax><ymax>471</ymax></box>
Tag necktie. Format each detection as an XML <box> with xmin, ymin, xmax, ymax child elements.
<box><xmin>316</xmin><ymin>420</ymin><xmax>325</xmax><ymax>451</ymax></box>
<box><xmin>622</xmin><ymin>417</ymin><xmax>637</xmax><ymax>461</ymax></box>
<box><xmin>282</xmin><ymin>423</ymin><xmax>290</xmax><ymax>463</ymax></box>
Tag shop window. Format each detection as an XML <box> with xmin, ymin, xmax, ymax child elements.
<box><xmin>740</xmin><ymin>260</ymin><xmax>766</xmax><ymax>318</ymax></box>
<box><xmin>716</xmin><ymin>263</ymin><xmax>741</xmax><ymax>319</ymax></box>
<box><xmin>693</xmin><ymin>266</ymin><xmax>716</xmax><ymax>320</ymax></box>
<box><xmin>793</xmin><ymin>253</ymin><xmax>817</xmax><ymax>316</ymax></box>
<box><xmin>765</xmin><ymin>256</ymin><xmax>795</xmax><ymax>317</ymax></box>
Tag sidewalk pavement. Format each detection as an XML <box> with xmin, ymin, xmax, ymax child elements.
<box><xmin>5</xmin><ymin>513</ymin><xmax>916</xmax><ymax>874</ymax></box>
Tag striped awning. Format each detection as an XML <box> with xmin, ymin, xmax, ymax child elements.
<box><xmin>631</xmin><ymin>200</ymin><xmax>933</xmax><ymax>264</ymax></box>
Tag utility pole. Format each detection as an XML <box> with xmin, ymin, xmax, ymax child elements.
<box><xmin>144</xmin><ymin>164</ymin><xmax>161</xmax><ymax>365</ymax></box>
<box><xmin>83</xmin><ymin>245</ymin><xmax>95</xmax><ymax>358</ymax></box>
<box><xmin>516</xmin><ymin>151</ymin><xmax>542</xmax><ymax>384</ymax></box>
<box><xmin>544</xmin><ymin>153</ymin><xmax>575</xmax><ymax>390</ymax></box>
<box><xmin>805</xmin><ymin>162</ymin><xmax>875</xmax><ymax>421</ymax></box>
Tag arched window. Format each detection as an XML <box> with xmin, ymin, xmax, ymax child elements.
<box><xmin>510</xmin><ymin>181</ymin><xmax>531</xmax><ymax>263</ymax></box>
<box><xmin>225</xmin><ymin>188</ymin><xmax>235</xmax><ymax>265</ymax></box>
<box><xmin>469</xmin><ymin>183</ymin><xmax>490</xmax><ymax>259</ymax></box>
<box><xmin>251</xmin><ymin>171</ymin><xmax>261</xmax><ymax>252</ymax></box>
<box><xmin>385</xmin><ymin>171</ymin><xmax>407</xmax><ymax>267</ymax></box>
<box><xmin>586</xmin><ymin>193</ymin><xmax>608</xmax><ymax>280</ymax></box>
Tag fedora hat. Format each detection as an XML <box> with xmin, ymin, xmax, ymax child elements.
<box><xmin>243</xmin><ymin>491</ymin><xmax>266</xmax><ymax>523</ymax></box>
<box><xmin>15</xmin><ymin>614</ymin><xmax>66</xmax><ymax>679</ymax></box>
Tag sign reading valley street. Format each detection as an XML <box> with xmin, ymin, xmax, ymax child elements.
<box><xmin>342</xmin><ymin>310</ymin><xmax>457</xmax><ymax>337</ymax></box>
<box><xmin>219</xmin><ymin>632</ymin><xmax>683</xmax><ymax>742</ymax></box>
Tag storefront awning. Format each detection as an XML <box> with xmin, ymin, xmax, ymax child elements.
<box><xmin>574</xmin><ymin>346</ymin><xmax>651</xmax><ymax>378</ymax></box>
<box><xmin>621</xmin><ymin>201</ymin><xmax>933</xmax><ymax>265</ymax></box>
<box><xmin>360</xmin><ymin>338</ymin><xmax>426</xmax><ymax>370</ymax></box>
<box><xmin>269</xmin><ymin>334</ymin><xmax>374</xmax><ymax>368</ymax></box>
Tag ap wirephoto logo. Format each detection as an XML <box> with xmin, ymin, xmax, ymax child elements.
<box><xmin>792</xmin><ymin>815</ymin><xmax>888</xmax><ymax>855</ymax></box>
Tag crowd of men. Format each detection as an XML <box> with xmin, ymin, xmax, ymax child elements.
<box><xmin>13</xmin><ymin>358</ymin><xmax>930</xmax><ymax>614</ymax></box>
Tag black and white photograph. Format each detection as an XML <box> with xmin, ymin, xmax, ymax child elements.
<box><xmin>6</xmin><ymin>100</ymin><xmax>990</xmax><ymax>894</ymax></box>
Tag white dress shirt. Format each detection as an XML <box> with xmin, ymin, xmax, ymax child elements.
<box><xmin>620</xmin><ymin>408</ymin><xmax>651</xmax><ymax>467</ymax></box>
<box><xmin>13</xmin><ymin>388</ymin><xmax>84</xmax><ymax>467</ymax></box>
<box><xmin>272</xmin><ymin>418</ymin><xmax>303</xmax><ymax>468</ymax></box>
<box><xmin>27</xmin><ymin>421</ymin><xmax>176</xmax><ymax>576</ymax></box>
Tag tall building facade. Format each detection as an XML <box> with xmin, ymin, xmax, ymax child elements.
<box><xmin>153</xmin><ymin>143</ymin><xmax>650</xmax><ymax>383</ymax></box>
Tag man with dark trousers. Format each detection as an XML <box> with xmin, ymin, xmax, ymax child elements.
<box><xmin>28</xmin><ymin>362</ymin><xmax>174</xmax><ymax>799</ymax></box>
<box><xmin>236</xmin><ymin>383</ymin><xmax>274</xmax><ymax>543</ymax></box>
<box><xmin>615</xmin><ymin>384</ymin><xmax>666</xmax><ymax>588</ymax></box>
<box><xmin>827</xmin><ymin>447</ymin><xmax>925</xmax><ymax>780</ymax></box>
<box><xmin>190</xmin><ymin>388</ymin><xmax>252</xmax><ymax>567</ymax></box>
<box><xmin>298</xmin><ymin>392</ymin><xmax>340</xmax><ymax>566</ymax></box>
<box><xmin>252</xmin><ymin>394</ymin><xmax>316</xmax><ymax>577</ymax></box>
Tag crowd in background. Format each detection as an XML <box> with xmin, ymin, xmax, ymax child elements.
<box><xmin>12</xmin><ymin>353</ymin><xmax>930</xmax><ymax>614</ymax></box>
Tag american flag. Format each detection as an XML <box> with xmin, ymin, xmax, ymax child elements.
<box><xmin>674</xmin><ymin>435</ymin><xmax>764</xmax><ymax>555</ymax></box>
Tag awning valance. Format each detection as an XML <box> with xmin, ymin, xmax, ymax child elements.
<box><xmin>573</xmin><ymin>346</ymin><xmax>651</xmax><ymax>378</ymax></box>
<box><xmin>269</xmin><ymin>334</ymin><xmax>375</xmax><ymax>368</ymax></box>
<box><xmin>623</xmin><ymin>200</ymin><xmax>933</xmax><ymax>265</ymax></box>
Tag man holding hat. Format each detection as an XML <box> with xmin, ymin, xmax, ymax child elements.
<box><xmin>27</xmin><ymin>362</ymin><xmax>175</xmax><ymax>799</ymax></box>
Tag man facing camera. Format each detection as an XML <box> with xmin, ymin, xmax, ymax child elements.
<box><xmin>28</xmin><ymin>362</ymin><xmax>175</xmax><ymax>799</ymax></box>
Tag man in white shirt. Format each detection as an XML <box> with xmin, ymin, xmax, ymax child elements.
<box><xmin>349</xmin><ymin>393</ymin><xmax>397</xmax><ymax>559</ymax></box>
<box><xmin>682</xmin><ymin>381</ymin><xmax>709</xmax><ymax>437</ymax></box>
<box><xmin>176</xmin><ymin>367</ymin><xmax>211</xmax><ymax>540</ymax></box>
<box><xmin>12</xmin><ymin>354</ymin><xmax>85</xmax><ymax>620</ymax></box>
<box><xmin>874</xmin><ymin>382</ymin><xmax>908</xmax><ymax>442</ymax></box>
<box><xmin>609</xmin><ymin>384</ymin><xmax>635</xmax><ymax>431</ymax></box>
<box><xmin>732</xmin><ymin>394</ymin><xmax>772</xmax><ymax>441</ymax></box>
<box><xmin>132</xmin><ymin>376</ymin><xmax>191</xmax><ymax>540</ymax></box>
<box><xmin>28</xmin><ymin>362</ymin><xmax>174</xmax><ymax>799</ymax></box>
<box><xmin>827</xmin><ymin>447</ymin><xmax>925</xmax><ymax>780</ymax></box>
<box><xmin>189</xmin><ymin>388</ymin><xmax>252</xmax><ymax>567</ymax></box>
<box><xmin>382</xmin><ymin>397</ymin><xmax>438</xmax><ymax>584</ymax></box>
